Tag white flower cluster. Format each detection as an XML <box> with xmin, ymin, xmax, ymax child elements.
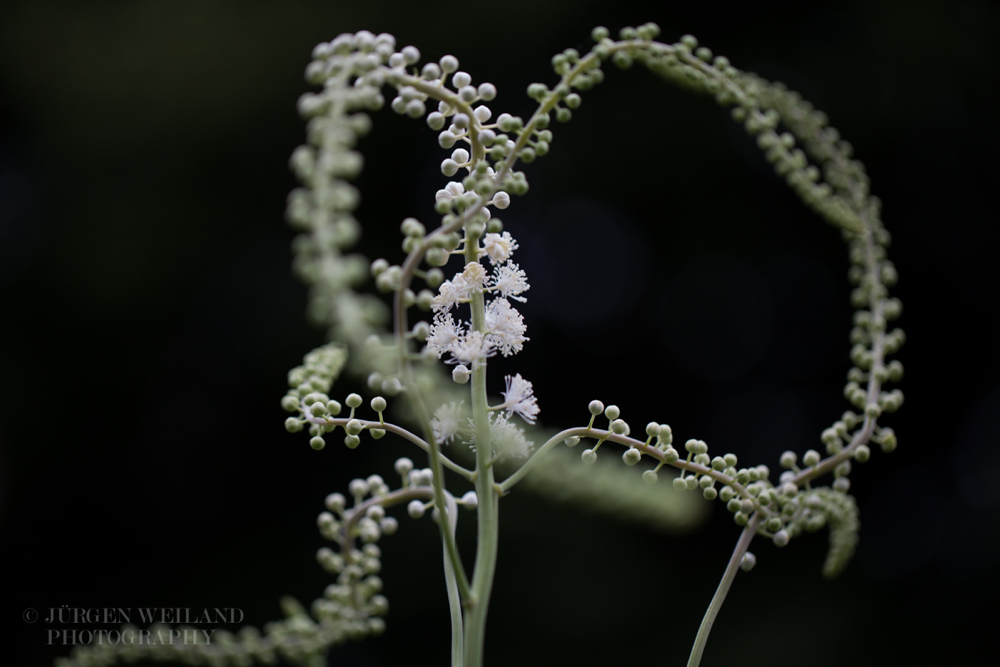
<box><xmin>425</xmin><ymin>230</ymin><xmax>529</xmax><ymax>367</ymax></box>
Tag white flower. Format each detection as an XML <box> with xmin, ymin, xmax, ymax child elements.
<box><xmin>483</xmin><ymin>232</ymin><xmax>518</xmax><ymax>264</ymax></box>
<box><xmin>450</xmin><ymin>330</ymin><xmax>495</xmax><ymax>369</ymax></box>
<box><xmin>485</xmin><ymin>298</ymin><xmax>528</xmax><ymax>357</ymax></box>
<box><xmin>461</xmin><ymin>261</ymin><xmax>487</xmax><ymax>291</ymax></box>
<box><xmin>431</xmin><ymin>401</ymin><xmax>465</xmax><ymax>444</ymax></box>
<box><xmin>490</xmin><ymin>262</ymin><xmax>529</xmax><ymax>302</ymax></box>
<box><xmin>501</xmin><ymin>373</ymin><xmax>539</xmax><ymax>424</ymax></box>
<box><xmin>467</xmin><ymin>413</ymin><xmax>532</xmax><ymax>461</ymax></box>
<box><xmin>432</xmin><ymin>262</ymin><xmax>487</xmax><ymax>313</ymax></box>
<box><xmin>426</xmin><ymin>313</ymin><xmax>463</xmax><ymax>357</ymax></box>
<box><xmin>432</xmin><ymin>279</ymin><xmax>466</xmax><ymax>312</ymax></box>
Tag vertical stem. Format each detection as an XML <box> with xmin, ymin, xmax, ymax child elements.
<box><xmin>687</xmin><ymin>512</ymin><xmax>762</xmax><ymax>667</ymax></box>
<box><xmin>441</xmin><ymin>492</ymin><xmax>464</xmax><ymax>667</ymax></box>
<box><xmin>462</xmin><ymin>228</ymin><xmax>500</xmax><ymax>667</ymax></box>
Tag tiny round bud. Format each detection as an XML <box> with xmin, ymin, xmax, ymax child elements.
<box><xmin>622</xmin><ymin>448</ymin><xmax>642</xmax><ymax>466</ymax></box>
<box><xmin>646</xmin><ymin>422</ymin><xmax>660</xmax><ymax>437</ymax></box>
<box><xmin>741</xmin><ymin>498</ymin><xmax>755</xmax><ymax>514</ymax></box>
<box><xmin>643</xmin><ymin>470</ymin><xmax>659</xmax><ymax>484</ymax></box>
<box><xmin>854</xmin><ymin>444</ymin><xmax>871</xmax><ymax>462</ymax></box>
<box><xmin>477</xmin><ymin>83</ymin><xmax>497</xmax><ymax>100</ymax></box>
<box><xmin>285</xmin><ymin>417</ymin><xmax>303</xmax><ymax>433</ymax></box>
<box><xmin>772</xmin><ymin>530</ymin><xmax>790</xmax><ymax>547</ymax></box>
<box><xmin>370</xmin><ymin>397</ymin><xmax>387</xmax><ymax>412</ymax></box>
<box><xmin>588</xmin><ymin>400</ymin><xmax>604</xmax><ymax>416</ymax></box>
<box><xmin>734</xmin><ymin>512</ymin><xmax>749</xmax><ymax>526</ymax></box>
<box><xmin>452</xmin><ymin>365</ymin><xmax>471</xmax><ymax>384</ymax></box>
<box><xmin>346</xmin><ymin>393</ymin><xmax>363</xmax><ymax>408</ymax></box>
<box><xmin>662</xmin><ymin>447</ymin><xmax>679</xmax><ymax>463</ymax></box>
<box><xmin>581</xmin><ymin>449</ymin><xmax>598</xmax><ymax>465</ymax></box>
<box><xmin>380</xmin><ymin>517</ymin><xmax>398</xmax><ymax>535</ymax></box>
<box><xmin>779</xmin><ymin>451</ymin><xmax>797</xmax><ymax>469</ymax></box>
<box><xmin>407</xmin><ymin>500</ymin><xmax>425</xmax><ymax>519</ymax></box>
<box><xmin>310</xmin><ymin>436</ymin><xmax>326</xmax><ymax>450</ymax></box>
<box><xmin>610</xmin><ymin>419</ymin><xmax>627</xmax><ymax>434</ymax></box>
<box><xmin>724</xmin><ymin>453</ymin><xmax>738</xmax><ymax>467</ymax></box>
<box><xmin>703</xmin><ymin>487</ymin><xmax>718</xmax><ymax>500</ymax></box>
<box><xmin>344</xmin><ymin>434</ymin><xmax>361</xmax><ymax>449</ymax></box>
<box><xmin>803</xmin><ymin>450</ymin><xmax>821</xmax><ymax>467</ymax></box>
<box><xmin>439</xmin><ymin>55</ymin><xmax>458</xmax><ymax>73</ymax></box>
<box><xmin>727</xmin><ymin>498</ymin><xmax>742</xmax><ymax>513</ymax></box>
<box><xmin>346</xmin><ymin>419</ymin><xmax>364</xmax><ymax>436</ymax></box>
<box><xmin>394</xmin><ymin>457</ymin><xmax>413</xmax><ymax>476</ymax></box>
<box><xmin>564</xmin><ymin>436</ymin><xmax>580</xmax><ymax>447</ymax></box>
<box><xmin>325</xmin><ymin>492</ymin><xmax>346</xmax><ymax>513</ymax></box>
<box><xmin>833</xmin><ymin>477</ymin><xmax>851</xmax><ymax>492</ymax></box>
<box><xmin>369</xmin><ymin>428</ymin><xmax>386</xmax><ymax>440</ymax></box>
<box><xmin>673</xmin><ymin>477</ymin><xmax>688</xmax><ymax>491</ymax></box>
<box><xmin>281</xmin><ymin>395</ymin><xmax>300</xmax><ymax>412</ymax></box>
<box><xmin>604</xmin><ymin>405</ymin><xmax>620</xmax><ymax>420</ymax></box>
<box><xmin>381</xmin><ymin>378</ymin><xmax>403</xmax><ymax>396</ymax></box>
<box><xmin>461</xmin><ymin>491</ymin><xmax>478</xmax><ymax>509</ymax></box>
<box><xmin>740</xmin><ymin>552</ymin><xmax>757</xmax><ymax>572</ymax></box>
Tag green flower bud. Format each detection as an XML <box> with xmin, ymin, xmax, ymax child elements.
<box><xmin>673</xmin><ymin>477</ymin><xmax>688</xmax><ymax>491</ymax></box>
<box><xmin>727</xmin><ymin>498</ymin><xmax>742</xmax><ymax>513</ymax></box>
<box><xmin>854</xmin><ymin>444</ymin><xmax>871</xmax><ymax>462</ymax></box>
<box><xmin>703</xmin><ymin>487</ymin><xmax>718</xmax><ymax>500</ymax></box>
<box><xmin>325</xmin><ymin>492</ymin><xmax>346</xmax><ymax>513</ymax></box>
<box><xmin>346</xmin><ymin>419</ymin><xmax>364</xmax><ymax>436</ymax></box>
<box><xmin>604</xmin><ymin>405</ymin><xmax>620</xmax><ymax>420</ymax></box>
<box><xmin>740</xmin><ymin>552</ymin><xmax>757</xmax><ymax>572</ymax></box>
<box><xmin>564</xmin><ymin>436</ymin><xmax>580</xmax><ymax>447</ymax></box>
<box><xmin>344</xmin><ymin>434</ymin><xmax>361</xmax><ymax>449</ymax></box>
<box><xmin>370</xmin><ymin>396</ymin><xmax>387</xmax><ymax>412</ymax></box>
<box><xmin>610</xmin><ymin>419</ymin><xmax>627</xmax><ymax>434</ymax></box>
<box><xmin>346</xmin><ymin>393</ymin><xmax>363</xmax><ymax>408</ymax></box>
<box><xmin>588</xmin><ymin>400</ymin><xmax>604</xmax><ymax>415</ymax></box>
<box><xmin>780</xmin><ymin>451</ymin><xmax>797</xmax><ymax>468</ymax></box>
<box><xmin>724</xmin><ymin>453</ymin><xmax>738</xmax><ymax>467</ymax></box>
<box><xmin>327</xmin><ymin>400</ymin><xmax>343</xmax><ymax>416</ymax></box>
<box><xmin>281</xmin><ymin>395</ymin><xmax>300</xmax><ymax>412</ymax></box>
<box><xmin>662</xmin><ymin>447</ymin><xmax>679</xmax><ymax>463</ymax></box>
<box><xmin>581</xmin><ymin>449</ymin><xmax>598</xmax><ymax>465</ymax></box>
<box><xmin>285</xmin><ymin>418</ymin><xmax>303</xmax><ymax>433</ymax></box>
<box><xmin>370</xmin><ymin>428</ymin><xmax>386</xmax><ymax>440</ymax></box>
<box><xmin>772</xmin><ymin>530</ymin><xmax>789</xmax><ymax>547</ymax></box>
<box><xmin>803</xmin><ymin>450</ymin><xmax>821</xmax><ymax>467</ymax></box>
<box><xmin>622</xmin><ymin>448</ymin><xmax>642</xmax><ymax>465</ymax></box>
<box><xmin>643</xmin><ymin>470</ymin><xmax>659</xmax><ymax>484</ymax></box>
<box><xmin>720</xmin><ymin>486</ymin><xmax>736</xmax><ymax>502</ymax></box>
<box><xmin>766</xmin><ymin>517</ymin><xmax>783</xmax><ymax>532</ymax></box>
<box><xmin>310</xmin><ymin>436</ymin><xmax>326</xmax><ymax>450</ymax></box>
<box><xmin>734</xmin><ymin>512</ymin><xmax>749</xmax><ymax>526</ymax></box>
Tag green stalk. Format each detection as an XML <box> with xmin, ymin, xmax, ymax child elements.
<box><xmin>687</xmin><ymin>512</ymin><xmax>762</xmax><ymax>667</ymax></box>
<box><xmin>461</xmin><ymin>227</ymin><xmax>500</xmax><ymax>667</ymax></box>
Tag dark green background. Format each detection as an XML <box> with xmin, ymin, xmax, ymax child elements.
<box><xmin>2</xmin><ymin>1</ymin><xmax>998</xmax><ymax>665</ymax></box>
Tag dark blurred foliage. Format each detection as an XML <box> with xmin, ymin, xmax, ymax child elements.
<box><xmin>1</xmin><ymin>1</ymin><xmax>998</xmax><ymax>665</ymax></box>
